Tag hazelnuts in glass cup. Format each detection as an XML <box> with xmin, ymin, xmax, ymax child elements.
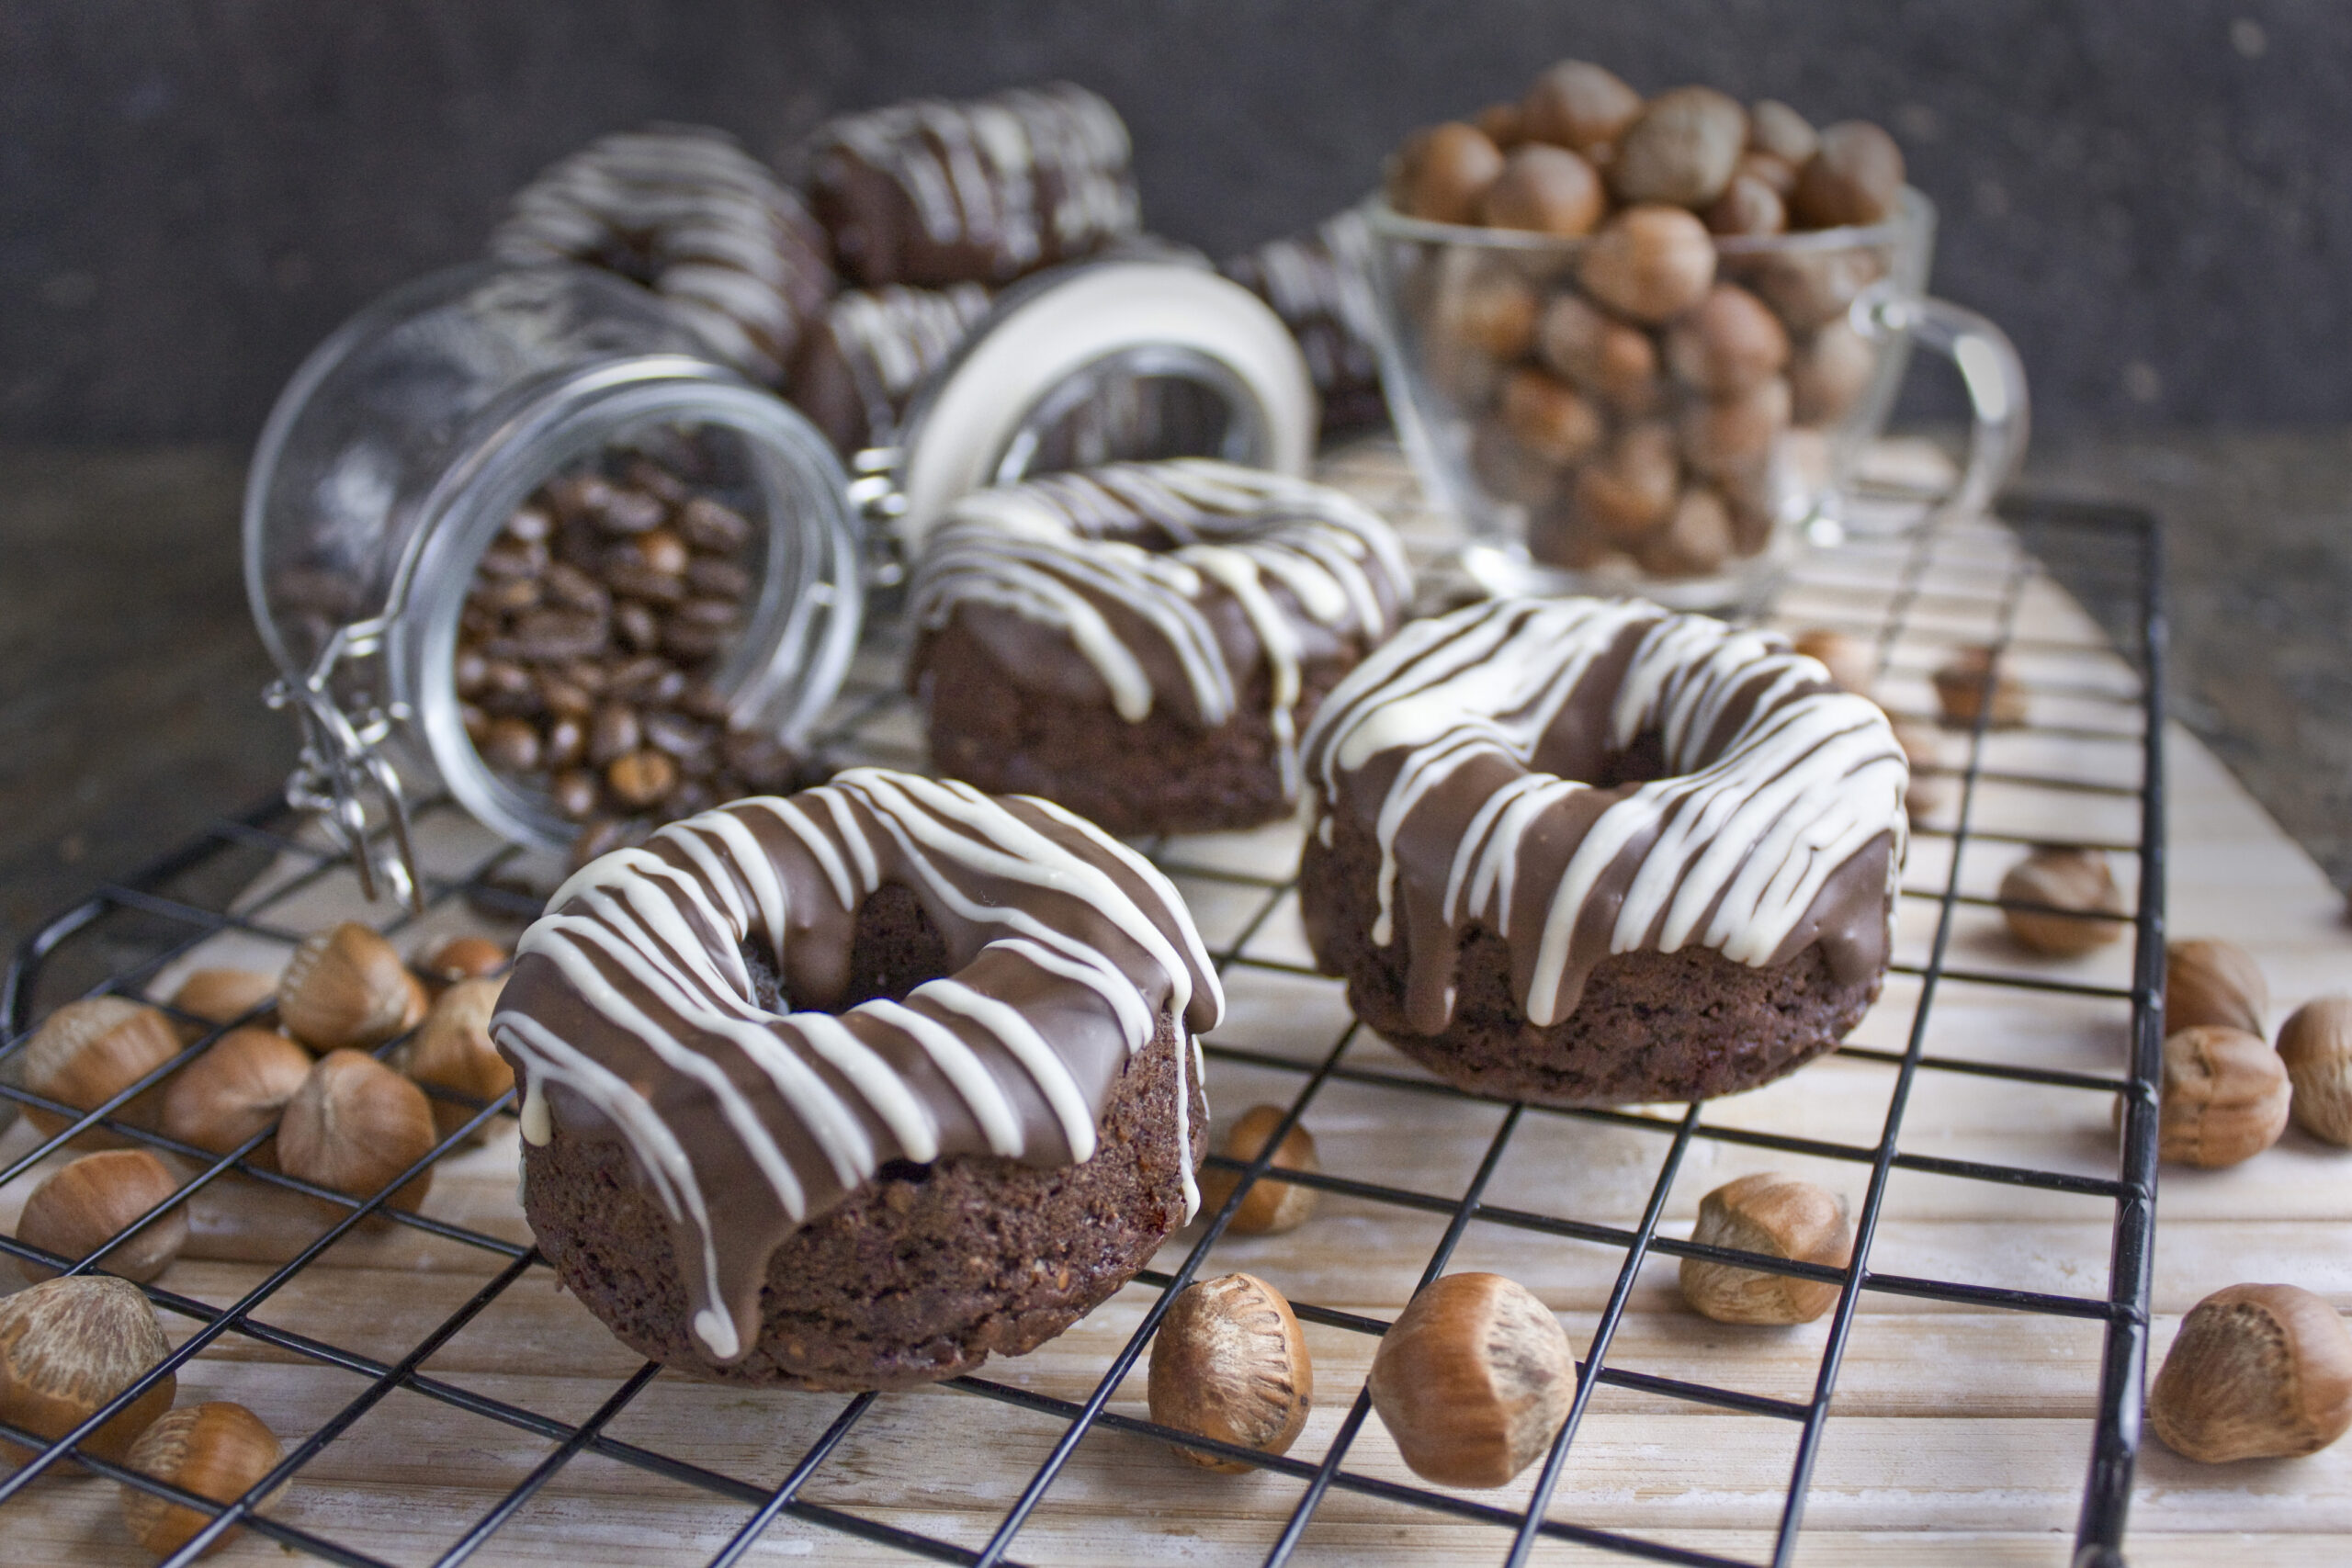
<box><xmin>1356</xmin><ymin>62</ymin><xmax>2028</xmax><ymax>607</ymax></box>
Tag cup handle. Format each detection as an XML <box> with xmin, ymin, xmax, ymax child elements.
<box><xmin>1854</xmin><ymin>289</ymin><xmax>2030</xmax><ymax>519</ymax></box>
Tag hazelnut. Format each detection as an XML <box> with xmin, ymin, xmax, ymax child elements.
<box><xmin>1678</xmin><ymin>375</ymin><xmax>1792</xmax><ymax>479</ymax></box>
<box><xmin>1577</xmin><ymin>204</ymin><xmax>1717</xmax><ymax>323</ymax></box>
<box><xmin>1521</xmin><ymin>60</ymin><xmax>1642</xmax><ymax>151</ymax></box>
<box><xmin>1499</xmin><ymin>368</ymin><xmax>1604</xmax><ymax>468</ymax></box>
<box><xmin>2276</xmin><ymin>997</ymin><xmax>2352</xmax><ymax>1146</ymax></box>
<box><xmin>1679</xmin><ymin>1172</ymin><xmax>1852</xmax><ymax>1325</ymax></box>
<box><xmin>393</xmin><ymin>976</ymin><xmax>515</xmax><ymax>1143</ymax></box>
<box><xmin>1931</xmin><ymin>643</ymin><xmax>2028</xmax><ymax>728</ymax></box>
<box><xmin>1790</xmin><ymin>120</ymin><xmax>1906</xmax><ymax>230</ymax></box>
<box><xmin>2150</xmin><ymin>1283</ymin><xmax>2352</xmax><ymax>1462</ymax></box>
<box><xmin>1391</xmin><ymin>121</ymin><xmax>1506</xmax><ymax>224</ymax></box>
<box><xmin>1474</xmin><ymin>100</ymin><xmax>1526</xmax><ymax>150</ymax></box>
<box><xmin>1747</xmin><ymin>100</ymin><xmax>1821</xmax><ymax>167</ymax></box>
<box><xmin>1366</xmin><ymin>1271</ymin><xmax>1575</xmax><ymax>1488</ymax></box>
<box><xmin>1702</xmin><ymin>174</ymin><xmax>1786</xmax><ymax>237</ymax></box>
<box><xmin>1636</xmin><ymin>487</ymin><xmax>1735</xmax><ymax>578</ymax></box>
<box><xmin>119</xmin><ymin>1401</ymin><xmax>288</xmax><ymax>1560</ymax></box>
<box><xmin>418</xmin><ymin>935</ymin><xmax>509</xmax><ymax>989</ymax></box>
<box><xmin>1609</xmin><ymin>85</ymin><xmax>1747</xmax><ymax>209</ymax></box>
<box><xmin>276</xmin><ymin>1049</ymin><xmax>439</xmax><ymax>1218</ymax></box>
<box><xmin>1736</xmin><ymin>148</ymin><xmax>1800</xmax><ymax>197</ymax></box>
<box><xmin>1744</xmin><ymin>245</ymin><xmax>1887</xmax><ymax>330</ymax></box>
<box><xmin>1788</xmin><ymin>627</ymin><xmax>1875</xmax><ymax>696</ymax></box>
<box><xmin>606</xmin><ymin>748</ymin><xmax>679</xmax><ymax>810</ymax></box>
<box><xmin>167</xmin><ymin>970</ymin><xmax>277</xmax><ymax>1034</ymax></box>
<box><xmin>2165</xmin><ymin>939</ymin><xmax>2268</xmax><ymax>1037</ymax></box>
<box><xmin>160</xmin><ymin>1027</ymin><xmax>313</xmax><ymax>1157</ymax></box>
<box><xmin>1573</xmin><ymin>423</ymin><xmax>1680</xmax><ymax>543</ymax></box>
<box><xmin>0</xmin><ymin>1275</ymin><xmax>176</xmax><ymax>1468</ymax></box>
<box><xmin>18</xmin><ymin>998</ymin><xmax>180</xmax><ymax>1145</ymax></box>
<box><xmin>1469</xmin><ymin>421</ymin><xmax>1566</xmax><ymax>509</ymax></box>
<box><xmin>15</xmin><ymin>1150</ymin><xmax>187</xmax><ymax>1285</ymax></box>
<box><xmin>1788</xmin><ymin>320</ymin><xmax>1878</xmax><ymax>426</ymax></box>
<box><xmin>1535</xmin><ymin>292</ymin><xmax>1661</xmax><ymax>412</ymax></box>
<box><xmin>1148</xmin><ymin>1273</ymin><xmax>1312</xmax><ymax>1471</ymax></box>
<box><xmin>1999</xmin><ymin>846</ymin><xmax>2128</xmax><ymax>956</ymax></box>
<box><xmin>1664</xmin><ymin>283</ymin><xmax>1790</xmax><ymax>396</ymax></box>
<box><xmin>277</xmin><ymin>922</ymin><xmax>427</xmax><ymax>1053</ymax></box>
<box><xmin>1476</xmin><ymin>144</ymin><xmax>1604</xmax><ymax>237</ymax></box>
<box><xmin>1438</xmin><ymin>265</ymin><xmax>1539</xmax><ymax>359</ymax></box>
<box><xmin>1890</xmin><ymin>718</ymin><xmax>1946</xmax><ymax>822</ymax></box>
<box><xmin>1196</xmin><ymin>1104</ymin><xmax>1322</xmax><ymax>1235</ymax></box>
<box><xmin>2160</xmin><ymin>1026</ymin><xmax>2290</xmax><ymax>1168</ymax></box>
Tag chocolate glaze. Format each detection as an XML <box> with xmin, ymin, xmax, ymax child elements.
<box><xmin>1221</xmin><ymin>210</ymin><xmax>1388</xmax><ymax>434</ymax></box>
<box><xmin>788</xmin><ymin>281</ymin><xmax>992</xmax><ymax>455</ymax></box>
<box><xmin>807</xmin><ymin>83</ymin><xmax>1139</xmax><ymax>287</ymax></box>
<box><xmin>908</xmin><ymin>459</ymin><xmax>1412</xmax><ymax>803</ymax></box>
<box><xmin>490</xmin><ymin>768</ymin><xmax>1222</xmax><ymax>1364</ymax></box>
<box><xmin>492</xmin><ymin>124</ymin><xmax>835</xmax><ymax>388</ymax></box>
<box><xmin>1300</xmin><ymin>597</ymin><xmax>1907</xmax><ymax>1035</ymax></box>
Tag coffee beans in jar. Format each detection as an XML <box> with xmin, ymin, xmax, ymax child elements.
<box><xmin>453</xmin><ymin>440</ymin><xmax>803</xmax><ymax>865</ymax></box>
<box><xmin>1382</xmin><ymin>62</ymin><xmax>1908</xmax><ymax>581</ymax></box>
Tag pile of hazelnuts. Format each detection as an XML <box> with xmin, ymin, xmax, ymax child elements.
<box><xmin>1383</xmin><ymin>61</ymin><xmax>1907</xmax><ymax>580</ymax></box>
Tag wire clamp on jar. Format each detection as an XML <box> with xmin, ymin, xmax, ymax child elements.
<box><xmin>263</xmin><ymin>615</ymin><xmax>424</xmax><ymax>912</ymax></box>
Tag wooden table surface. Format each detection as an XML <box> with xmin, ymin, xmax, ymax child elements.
<box><xmin>3</xmin><ymin>451</ymin><xmax>2348</xmax><ymax>1567</ymax></box>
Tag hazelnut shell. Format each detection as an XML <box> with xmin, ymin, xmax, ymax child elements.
<box><xmin>1999</xmin><ymin>847</ymin><xmax>2128</xmax><ymax>957</ymax></box>
<box><xmin>1367</xmin><ymin>1271</ymin><xmax>1575</xmax><ymax>1488</ymax></box>
<box><xmin>2276</xmin><ymin>997</ymin><xmax>2352</xmax><ymax>1146</ymax></box>
<box><xmin>2165</xmin><ymin>939</ymin><xmax>2268</xmax><ymax>1037</ymax></box>
<box><xmin>160</xmin><ymin>1026</ymin><xmax>314</xmax><ymax>1158</ymax></box>
<box><xmin>2151</xmin><ymin>1283</ymin><xmax>2352</xmax><ymax>1462</ymax></box>
<box><xmin>18</xmin><ymin>998</ymin><xmax>181</xmax><ymax>1145</ymax></box>
<box><xmin>276</xmin><ymin>1049</ymin><xmax>439</xmax><ymax>1218</ymax></box>
<box><xmin>1577</xmin><ymin>205</ymin><xmax>1718</xmax><ymax>324</ymax></box>
<box><xmin>394</xmin><ymin>975</ymin><xmax>515</xmax><ymax>1142</ymax></box>
<box><xmin>15</xmin><ymin>1149</ymin><xmax>187</xmax><ymax>1285</ymax></box>
<box><xmin>0</xmin><ymin>1275</ymin><xmax>176</xmax><ymax>1469</ymax></box>
<box><xmin>1196</xmin><ymin>1105</ymin><xmax>1322</xmax><ymax>1236</ymax></box>
<box><xmin>2160</xmin><ymin>1026</ymin><xmax>2290</xmax><ymax>1168</ymax></box>
<box><xmin>1521</xmin><ymin>60</ymin><xmax>1642</xmax><ymax>151</ymax></box>
<box><xmin>277</xmin><ymin>922</ymin><xmax>427</xmax><ymax>1053</ymax></box>
<box><xmin>1679</xmin><ymin>1171</ymin><xmax>1852</xmax><ymax>1325</ymax></box>
<box><xmin>1148</xmin><ymin>1273</ymin><xmax>1312</xmax><ymax>1471</ymax></box>
<box><xmin>119</xmin><ymin>1400</ymin><xmax>288</xmax><ymax>1559</ymax></box>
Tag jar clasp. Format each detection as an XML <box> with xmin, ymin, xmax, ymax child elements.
<box><xmin>263</xmin><ymin>615</ymin><xmax>424</xmax><ymax>913</ymax></box>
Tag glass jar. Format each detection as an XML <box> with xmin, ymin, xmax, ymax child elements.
<box><xmin>1352</xmin><ymin>188</ymin><xmax>2027</xmax><ymax>608</ymax></box>
<box><xmin>244</xmin><ymin>262</ymin><xmax>862</xmax><ymax>906</ymax></box>
<box><xmin>244</xmin><ymin>256</ymin><xmax>1315</xmax><ymax>905</ymax></box>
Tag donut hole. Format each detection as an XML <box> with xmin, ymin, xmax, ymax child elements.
<box><xmin>733</xmin><ymin>882</ymin><xmax>952</xmax><ymax>1014</ymax></box>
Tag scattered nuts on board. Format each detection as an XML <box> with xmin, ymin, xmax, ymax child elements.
<box><xmin>393</xmin><ymin>976</ymin><xmax>515</xmax><ymax>1143</ymax></box>
<box><xmin>14</xmin><ymin>1150</ymin><xmax>187</xmax><ymax>1286</ymax></box>
<box><xmin>1998</xmin><ymin>846</ymin><xmax>2127</xmax><ymax>956</ymax></box>
<box><xmin>2165</xmin><ymin>938</ymin><xmax>2269</xmax><ymax>1037</ymax></box>
<box><xmin>0</xmin><ymin>1275</ymin><xmax>176</xmax><ymax>1468</ymax></box>
<box><xmin>2150</xmin><ymin>1282</ymin><xmax>2352</xmax><ymax>1462</ymax></box>
<box><xmin>1196</xmin><ymin>1105</ymin><xmax>1321</xmax><ymax>1236</ymax></box>
<box><xmin>2275</xmin><ymin>997</ymin><xmax>2352</xmax><ymax>1146</ymax></box>
<box><xmin>417</xmin><ymin>935</ymin><xmax>510</xmax><ymax>986</ymax></box>
<box><xmin>1931</xmin><ymin>643</ymin><xmax>2028</xmax><ymax>729</ymax></box>
<box><xmin>159</xmin><ymin>1027</ymin><xmax>314</xmax><ymax>1158</ymax></box>
<box><xmin>119</xmin><ymin>1401</ymin><xmax>288</xmax><ymax>1560</ymax></box>
<box><xmin>1366</xmin><ymin>1271</ymin><xmax>1576</xmax><ymax>1488</ymax></box>
<box><xmin>1788</xmin><ymin>626</ymin><xmax>1874</xmax><ymax>697</ymax></box>
<box><xmin>275</xmin><ymin>1050</ymin><xmax>439</xmax><ymax>1218</ymax></box>
<box><xmin>276</xmin><ymin>923</ymin><xmax>426</xmax><ymax>1054</ymax></box>
<box><xmin>1148</xmin><ymin>1273</ymin><xmax>1314</xmax><ymax>1472</ymax></box>
<box><xmin>1679</xmin><ymin>1172</ymin><xmax>1852</xmax><ymax>1325</ymax></box>
<box><xmin>166</xmin><ymin>970</ymin><xmax>278</xmax><ymax>1035</ymax></box>
<box><xmin>1889</xmin><ymin>718</ymin><xmax>1945</xmax><ymax>822</ymax></box>
<box><xmin>18</xmin><ymin>998</ymin><xmax>181</xmax><ymax>1144</ymax></box>
<box><xmin>2159</xmin><ymin>1026</ymin><xmax>2291</xmax><ymax>1168</ymax></box>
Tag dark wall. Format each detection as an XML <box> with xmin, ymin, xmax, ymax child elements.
<box><xmin>5</xmin><ymin>0</ymin><xmax>2346</xmax><ymax>443</ymax></box>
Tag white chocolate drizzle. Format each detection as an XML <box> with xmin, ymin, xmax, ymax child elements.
<box><xmin>491</xmin><ymin>769</ymin><xmax>1221</xmax><ymax>1365</ymax></box>
<box><xmin>910</xmin><ymin>459</ymin><xmax>1410</xmax><ymax>797</ymax></box>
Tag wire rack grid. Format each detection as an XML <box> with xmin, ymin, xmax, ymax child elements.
<box><xmin>2</xmin><ymin>469</ymin><xmax>2164</xmax><ymax>1568</ymax></box>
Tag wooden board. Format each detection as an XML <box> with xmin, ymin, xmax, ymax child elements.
<box><xmin>5</xmin><ymin>447</ymin><xmax>2349</xmax><ymax>1568</ymax></box>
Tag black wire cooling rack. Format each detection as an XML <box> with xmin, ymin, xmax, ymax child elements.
<box><xmin>1</xmin><ymin>491</ymin><xmax>2165</xmax><ymax>1568</ymax></box>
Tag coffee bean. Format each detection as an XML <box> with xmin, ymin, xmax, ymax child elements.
<box><xmin>668</xmin><ymin>779</ymin><xmax>718</xmax><ymax>818</ymax></box>
<box><xmin>477</xmin><ymin>659</ymin><xmax>538</xmax><ymax>715</ymax></box>
<box><xmin>662</xmin><ymin>600</ymin><xmax>741</xmax><ymax>660</ymax></box>
<box><xmin>556</xmin><ymin>658</ymin><xmax>609</xmax><ymax>696</ymax></box>
<box><xmin>542</xmin><ymin>560</ymin><xmax>610</xmax><ymax>615</ymax></box>
<box><xmin>626</xmin><ymin>457</ymin><xmax>689</xmax><ymax>506</ymax></box>
<box><xmin>642</xmin><ymin>709</ymin><xmax>716</xmax><ymax>763</ymax></box>
<box><xmin>552</xmin><ymin>769</ymin><xmax>602</xmax><ymax>821</ymax></box>
<box><xmin>460</xmin><ymin>704</ymin><xmax>492</xmax><ymax>746</ymax></box>
<box><xmin>480</xmin><ymin>716</ymin><xmax>542</xmax><ymax>773</ymax></box>
<box><xmin>589</xmin><ymin>702</ymin><xmax>641</xmax><ymax>767</ymax></box>
<box><xmin>469</xmin><ymin>575</ymin><xmax>541</xmax><ymax>614</ymax></box>
<box><xmin>615</xmin><ymin>601</ymin><xmax>662</xmax><ymax>653</ymax></box>
<box><xmin>606</xmin><ymin>749</ymin><xmax>678</xmax><ymax>809</ymax></box>
<box><xmin>677</xmin><ymin>496</ymin><xmax>752</xmax><ymax>552</ymax></box>
<box><xmin>502</xmin><ymin>606</ymin><xmax>607</xmax><ymax>661</ymax></box>
<box><xmin>476</xmin><ymin>539</ymin><xmax>549</xmax><ymax>580</ymax></box>
<box><xmin>505</xmin><ymin>504</ymin><xmax>554</xmax><ymax>544</ymax></box>
<box><xmin>547</xmin><ymin>474</ymin><xmax>615</xmax><ymax>521</ymax></box>
<box><xmin>544</xmin><ymin>715</ymin><xmax>586</xmax><ymax>771</ymax></box>
<box><xmin>686</xmin><ymin>557</ymin><xmax>752</xmax><ymax>601</ymax></box>
<box><xmin>723</xmin><ymin>730</ymin><xmax>798</xmax><ymax>791</ymax></box>
<box><xmin>571</xmin><ymin>816</ymin><xmax>641</xmax><ymax>868</ymax></box>
<box><xmin>596</xmin><ymin>486</ymin><xmax>667</xmax><ymax>536</ymax></box>
<box><xmin>635</xmin><ymin>529</ymin><xmax>690</xmax><ymax>578</ymax></box>
<box><xmin>538</xmin><ymin>673</ymin><xmax>594</xmax><ymax>720</ymax></box>
<box><xmin>454</xmin><ymin>648</ymin><xmax>490</xmax><ymax>698</ymax></box>
<box><xmin>678</xmin><ymin>680</ymin><xmax>732</xmax><ymax>722</ymax></box>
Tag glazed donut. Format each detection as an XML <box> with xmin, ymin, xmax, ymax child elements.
<box><xmin>491</xmin><ymin>767</ymin><xmax>1222</xmax><ymax>1388</ymax></box>
<box><xmin>1221</xmin><ymin>210</ymin><xmax>1389</xmax><ymax>435</ymax></box>
<box><xmin>908</xmin><ymin>459</ymin><xmax>1413</xmax><ymax>836</ymax></box>
<box><xmin>805</xmin><ymin>83</ymin><xmax>1139</xmax><ymax>288</ymax></box>
<box><xmin>788</xmin><ymin>281</ymin><xmax>993</xmax><ymax>456</ymax></box>
<box><xmin>1298</xmin><ymin>596</ymin><xmax>1906</xmax><ymax>1106</ymax></box>
<box><xmin>492</xmin><ymin>124</ymin><xmax>835</xmax><ymax>387</ymax></box>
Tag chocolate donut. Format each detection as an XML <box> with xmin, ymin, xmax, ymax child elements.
<box><xmin>492</xmin><ymin>125</ymin><xmax>835</xmax><ymax>388</ymax></box>
<box><xmin>805</xmin><ymin>83</ymin><xmax>1139</xmax><ymax>288</ymax></box>
<box><xmin>1298</xmin><ymin>597</ymin><xmax>1905</xmax><ymax>1106</ymax></box>
<box><xmin>788</xmin><ymin>281</ymin><xmax>992</xmax><ymax>456</ymax></box>
<box><xmin>908</xmin><ymin>459</ymin><xmax>1413</xmax><ymax>836</ymax></box>
<box><xmin>1221</xmin><ymin>211</ymin><xmax>1390</xmax><ymax>435</ymax></box>
<box><xmin>491</xmin><ymin>768</ymin><xmax>1222</xmax><ymax>1388</ymax></box>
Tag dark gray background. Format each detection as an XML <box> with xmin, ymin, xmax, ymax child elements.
<box><xmin>5</xmin><ymin>0</ymin><xmax>2347</xmax><ymax>443</ymax></box>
